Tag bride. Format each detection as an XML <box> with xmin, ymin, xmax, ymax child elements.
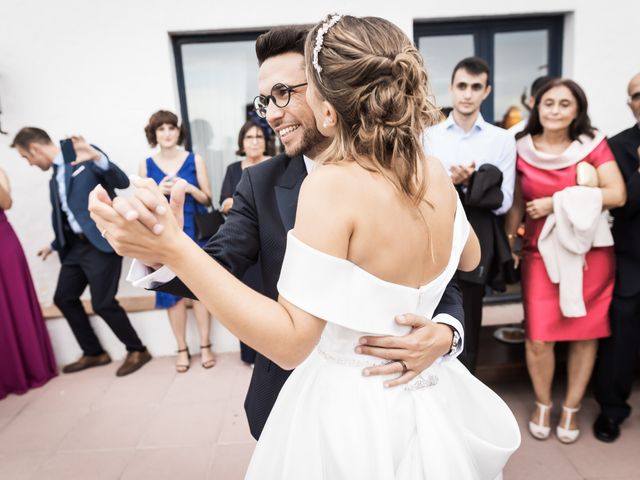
<box><xmin>90</xmin><ymin>14</ymin><xmax>520</xmax><ymax>479</ymax></box>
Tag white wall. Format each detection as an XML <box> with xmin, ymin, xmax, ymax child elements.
<box><xmin>46</xmin><ymin>309</ymin><xmax>241</xmax><ymax>366</ymax></box>
<box><xmin>0</xmin><ymin>0</ymin><xmax>637</xmax><ymax>353</ymax></box>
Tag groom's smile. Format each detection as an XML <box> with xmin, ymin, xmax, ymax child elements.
<box><xmin>257</xmin><ymin>52</ymin><xmax>327</xmax><ymax>158</ymax></box>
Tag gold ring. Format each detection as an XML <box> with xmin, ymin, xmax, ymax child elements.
<box><xmin>397</xmin><ymin>360</ymin><xmax>408</xmax><ymax>374</ymax></box>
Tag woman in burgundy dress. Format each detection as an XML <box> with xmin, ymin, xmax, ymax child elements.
<box><xmin>0</xmin><ymin>166</ymin><xmax>57</xmax><ymax>399</ymax></box>
<box><xmin>506</xmin><ymin>79</ymin><xmax>626</xmax><ymax>443</ymax></box>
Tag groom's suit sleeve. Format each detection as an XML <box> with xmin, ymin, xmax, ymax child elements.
<box><xmin>150</xmin><ymin>169</ymin><xmax>260</xmax><ymax>298</ymax></box>
<box><xmin>433</xmin><ymin>279</ymin><xmax>465</xmax><ymax>332</ymax></box>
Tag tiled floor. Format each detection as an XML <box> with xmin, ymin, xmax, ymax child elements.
<box><xmin>1</xmin><ymin>353</ymin><xmax>639</xmax><ymax>480</ymax></box>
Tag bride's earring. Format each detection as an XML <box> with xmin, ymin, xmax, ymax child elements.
<box><xmin>322</xmin><ymin>119</ymin><xmax>330</xmax><ymax>128</ymax></box>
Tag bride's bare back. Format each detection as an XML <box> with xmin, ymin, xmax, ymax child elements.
<box><xmin>292</xmin><ymin>155</ymin><xmax>479</xmax><ymax>290</ymax></box>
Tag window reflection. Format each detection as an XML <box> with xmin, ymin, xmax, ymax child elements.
<box><xmin>418</xmin><ymin>34</ymin><xmax>474</xmax><ymax>111</ymax></box>
<box><xmin>494</xmin><ymin>30</ymin><xmax>548</xmax><ymax>127</ymax></box>
<box><xmin>182</xmin><ymin>40</ymin><xmax>258</xmax><ymax>203</ymax></box>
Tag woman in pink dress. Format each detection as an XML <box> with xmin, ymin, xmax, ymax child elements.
<box><xmin>506</xmin><ymin>79</ymin><xmax>626</xmax><ymax>443</ymax></box>
<box><xmin>0</xmin><ymin>167</ymin><xmax>57</xmax><ymax>399</ymax></box>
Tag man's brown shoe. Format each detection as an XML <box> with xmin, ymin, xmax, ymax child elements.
<box><xmin>116</xmin><ymin>349</ymin><xmax>152</xmax><ymax>377</ymax></box>
<box><xmin>62</xmin><ymin>353</ymin><xmax>112</xmax><ymax>374</ymax></box>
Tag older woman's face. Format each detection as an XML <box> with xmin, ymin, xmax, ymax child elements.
<box><xmin>537</xmin><ymin>85</ymin><xmax>578</xmax><ymax>134</ymax></box>
<box><xmin>243</xmin><ymin>126</ymin><xmax>266</xmax><ymax>159</ymax></box>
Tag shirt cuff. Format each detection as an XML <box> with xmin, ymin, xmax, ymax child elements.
<box><xmin>433</xmin><ymin>313</ymin><xmax>464</xmax><ymax>362</ymax></box>
<box><xmin>94</xmin><ymin>153</ymin><xmax>110</xmax><ymax>171</ymax></box>
<box><xmin>127</xmin><ymin>259</ymin><xmax>177</xmax><ymax>289</ymax></box>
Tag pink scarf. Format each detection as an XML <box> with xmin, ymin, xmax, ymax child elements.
<box><xmin>517</xmin><ymin>131</ymin><xmax>606</xmax><ymax>170</ymax></box>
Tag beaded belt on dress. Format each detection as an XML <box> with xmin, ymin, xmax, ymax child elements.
<box><xmin>316</xmin><ymin>346</ymin><xmax>439</xmax><ymax>390</ymax></box>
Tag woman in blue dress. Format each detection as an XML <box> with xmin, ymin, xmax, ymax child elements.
<box><xmin>140</xmin><ymin>110</ymin><xmax>215</xmax><ymax>372</ymax></box>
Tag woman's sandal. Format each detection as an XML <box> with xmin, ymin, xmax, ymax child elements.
<box><xmin>528</xmin><ymin>401</ymin><xmax>552</xmax><ymax>440</ymax></box>
<box><xmin>201</xmin><ymin>344</ymin><xmax>216</xmax><ymax>369</ymax></box>
<box><xmin>556</xmin><ymin>405</ymin><xmax>581</xmax><ymax>444</ymax></box>
<box><xmin>176</xmin><ymin>347</ymin><xmax>191</xmax><ymax>373</ymax></box>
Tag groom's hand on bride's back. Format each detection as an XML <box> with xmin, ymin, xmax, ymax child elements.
<box><xmin>355</xmin><ymin>314</ymin><xmax>453</xmax><ymax>388</ymax></box>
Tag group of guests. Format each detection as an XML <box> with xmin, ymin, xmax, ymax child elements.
<box><xmin>424</xmin><ymin>56</ymin><xmax>639</xmax><ymax>445</ymax></box>
<box><xmin>1</xmin><ymin>32</ymin><xmax>639</xmax><ymax>455</ymax></box>
<box><xmin>0</xmin><ymin>110</ymin><xmax>274</xmax><ymax>399</ymax></box>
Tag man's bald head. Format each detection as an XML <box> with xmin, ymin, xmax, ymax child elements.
<box><xmin>628</xmin><ymin>72</ymin><xmax>640</xmax><ymax>121</ymax></box>
<box><xmin>628</xmin><ymin>73</ymin><xmax>640</xmax><ymax>95</ymax></box>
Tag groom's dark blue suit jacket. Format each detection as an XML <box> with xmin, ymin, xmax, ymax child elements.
<box><xmin>50</xmin><ymin>146</ymin><xmax>130</xmax><ymax>260</ymax></box>
<box><xmin>154</xmin><ymin>153</ymin><xmax>465</xmax><ymax>439</ymax></box>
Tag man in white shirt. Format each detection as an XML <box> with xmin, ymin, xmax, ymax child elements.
<box><xmin>425</xmin><ymin>57</ymin><xmax>516</xmax><ymax>373</ymax></box>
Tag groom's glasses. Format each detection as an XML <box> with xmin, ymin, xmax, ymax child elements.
<box><xmin>253</xmin><ymin>82</ymin><xmax>308</xmax><ymax>118</ymax></box>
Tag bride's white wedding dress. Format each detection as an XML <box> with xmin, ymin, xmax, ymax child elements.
<box><xmin>245</xmin><ymin>200</ymin><xmax>521</xmax><ymax>479</ymax></box>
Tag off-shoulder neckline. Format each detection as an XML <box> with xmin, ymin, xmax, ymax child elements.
<box><xmin>287</xmin><ymin>197</ymin><xmax>464</xmax><ymax>293</ymax></box>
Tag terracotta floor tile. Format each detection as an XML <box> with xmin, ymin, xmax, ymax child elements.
<box><xmin>560</xmin><ymin>413</ymin><xmax>640</xmax><ymax>479</ymax></box>
<box><xmin>0</xmin><ymin>416</ymin><xmax>13</xmax><ymax>432</ymax></box>
<box><xmin>0</xmin><ymin>352</ymin><xmax>638</xmax><ymax>478</ymax></box>
<box><xmin>21</xmin><ymin>373</ymin><xmax>114</xmax><ymax>415</ymax></box>
<box><xmin>162</xmin><ymin>367</ymin><xmax>235</xmax><ymax>404</ymax></box>
<box><xmin>0</xmin><ymin>388</ymin><xmax>42</xmax><ymax>417</ymax></box>
<box><xmin>0</xmin><ymin>451</ymin><xmax>49</xmax><ymax>480</ymax></box>
<box><xmin>207</xmin><ymin>443</ymin><xmax>255</xmax><ymax>480</ymax></box>
<box><xmin>504</xmin><ymin>432</ymin><xmax>583</xmax><ymax>480</ymax></box>
<box><xmin>121</xmin><ymin>445</ymin><xmax>211</xmax><ymax>480</ymax></box>
<box><xmin>0</xmin><ymin>409</ymin><xmax>87</xmax><ymax>453</ymax></box>
<box><xmin>217</xmin><ymin>402</ymin><xmax>256</xmax><ymax>445</ymax></box>
<box><xmin>32</xmin><ymin>449</ymin><xmax>135</xmax><ymax>480</ymax></box>
<box><xmin>91</xmin><ymin>370</ymin><xmax>174</xmax><ymax>410</ymax></box>
<box><xmin>138</xmin><ymin>401</ymin><xmax>225</xmax><ymax>448</ymax></box>
<box><xmin>58</xmin><ymin>405</ymin><xmax>159</xmax><ymax>451</ymax></box>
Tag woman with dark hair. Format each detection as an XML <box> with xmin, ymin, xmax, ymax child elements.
<box><xmin>219</xmin><ymin>119</ymin><xmax>270</xmax><ymax>364</ymax></box>
<box><xmin>140</xmin><ymin>110</ymin><xmax>215</xmax><ymax>372</ymax></box>
<box><xmin>506</xmin><ymin>79</ymin><xmax>626</xmax><ymax>443</ymax></box>
<box><xmin>220</xmin><ymin>120</ymin><xmax>271</xmax><ymax>214</ymax></box>
<box><xmin>0</xmin><ymin>167</ymin><xmax>57</xmax><ymax>398</ymax></box>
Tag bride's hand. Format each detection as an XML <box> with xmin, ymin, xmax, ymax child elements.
<box><xmin>355</xmin><ymin>314</ymin><xmax>452</xmax><ymax>388</ymax></box>
<box><xmin>88</xmin><ymin>179</ymin><xmax>187</xmax><ymax>266</ymax></box>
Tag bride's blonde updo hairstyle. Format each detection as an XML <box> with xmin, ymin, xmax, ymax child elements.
<box><xmin>304</xmin><ymin>14</ymin><xmax>441</xmax><ymax>205</ymax></box>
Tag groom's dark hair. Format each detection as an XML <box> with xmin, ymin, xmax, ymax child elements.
<box><xmin>256</xmin><ymin>26</ymin><xmax>310</xmax><ymax>66</ymax></box>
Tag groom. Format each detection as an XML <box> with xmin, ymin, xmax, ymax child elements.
<box><xmin>94</xmin><ymin>26</ymin><xmax>466</xmax><ymax>440</ymax></box>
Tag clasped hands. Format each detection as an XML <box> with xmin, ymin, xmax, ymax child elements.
<box><xmin>89</xmin><ymin>176</ymin><xmax>186</xmax><ymax>267</ymax></box>
<box><xmin>88</xmin><ymin>179</ymin><xmax>454</xmax><ymax>386</ymax></box>
<box><xmin>450</xmin><ymin>161</ymin><xmax>476</xmax><ymax>186</ymax></box>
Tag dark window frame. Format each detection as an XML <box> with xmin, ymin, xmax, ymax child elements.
<box><xmin>414</xmin><ymin>15</ymin><xmax>564</xmax><ymax>124</ymax></box>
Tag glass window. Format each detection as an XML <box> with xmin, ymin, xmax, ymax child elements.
<box><xmin>179</xmin><ymin>38</ymin><xmax>260</xmax><ymax>204</ymax></box>
<box><xmin>418</xmin><ymin>34</ymin><xmax>474</xmax><ymax>110</ymax></box>
<box><xmin>415</xmin><ymin>16</ymin><xmax>563</xmax><ymax>125</ymax></box>
<box><xmin>494</xmin><ymin>30</ymin><xmax>548</xmax><ymax>129</ymax></box>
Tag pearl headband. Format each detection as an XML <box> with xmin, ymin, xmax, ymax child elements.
<box><xmin>312</xmin><ymin>14</ymin><xmax>343</xmax><ymax>77</ymax></box>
